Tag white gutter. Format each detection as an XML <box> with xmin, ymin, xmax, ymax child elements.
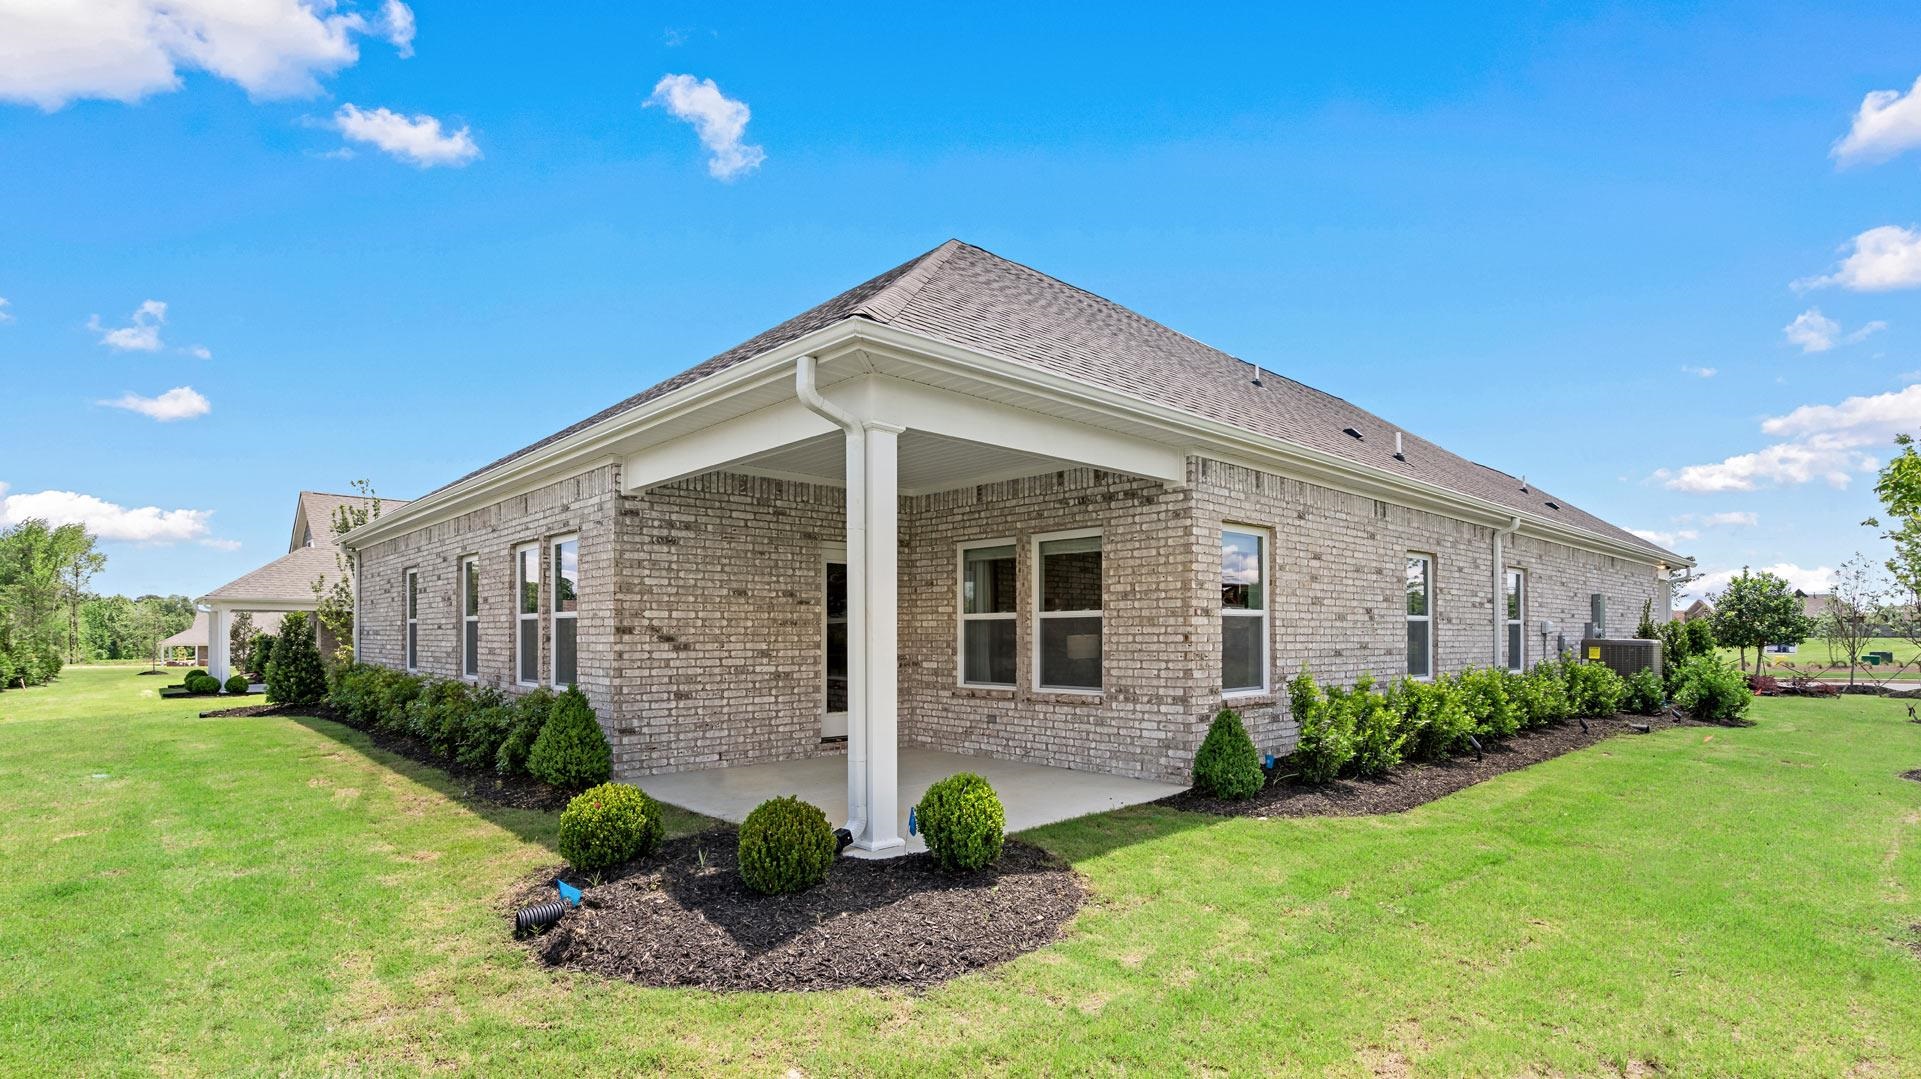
<box><xmin>795</xmin><ymin>355</ymin><xmax>868</xmax><ymax>844</ymax></box>
<box><xmin>1493</xmin><ymin>516</ymin><xmax>1521</xmax><ymax>668</ymax></box>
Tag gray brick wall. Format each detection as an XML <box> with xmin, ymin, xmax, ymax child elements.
<box><xmin>355</xmin><ymin>453</ymin><xmax>1664</xmax><ymax>787</ymax></box>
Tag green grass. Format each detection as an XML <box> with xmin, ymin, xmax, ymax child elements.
<box><xmin>4</xmin><ymin>666</ymin><xmax>1921</xmax><ymax>1074</ymax></box>
<box><xmin>1725</xmin><ymin>636</ymin><xmax>1921</xmax><ymax>681</ymax></box>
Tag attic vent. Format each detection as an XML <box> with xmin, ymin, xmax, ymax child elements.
<box><xmin>1342</xmin><ymin>426</ymin><xmax>1364</xmax><ymax>441</ymax></box>
<box><xmin>1374</xmin><ymin>500</ymin><xmax>1389</xmax><ymax>519</ymax></box>
<box><xmin>1544</xmin><ymin>500</ymin><xmax>1561</xmax><ymax>510</ymax></box>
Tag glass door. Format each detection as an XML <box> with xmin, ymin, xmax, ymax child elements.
<box><xmin>823</xmin><ymin>558</ymin><xmax>848</xmax><ymax>739</ymax></box>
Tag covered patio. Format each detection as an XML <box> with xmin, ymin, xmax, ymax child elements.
<box><xmin>642</xmin><ymin>748</ymin><xmax>1186</xmax><ymax>858</ymax></box>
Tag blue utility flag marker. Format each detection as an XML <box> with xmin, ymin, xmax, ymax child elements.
<box><xmin>908</xmin><ymin>806</ymin><xmax>918</xmax><ymax>836</ymax></box>
<box><xmin>554</xmin><ymin>878</ymin><xmax>583</xmax><ymax>908</ymax></box>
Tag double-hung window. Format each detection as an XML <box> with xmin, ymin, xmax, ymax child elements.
<box><xmin>461</xmin><ymin>555</ymin><xmax>479</xmax><ymax>679</ymax></box>
<box><xmin>551</xmin><ymin>535</ymin><xmax>578</xmax><ymax>688</ymax></box>
<box><xmin>1221</xmin><ymin>528</ymin><xmax>1268</xmax><ymax>694</ymax></box>
<box><xmin>1035</xmin><ymin>531</ymin><xmax>1102</xmax><ymax>691</ymax></box>
<box><xmin>404</xmin><ymin>569</ymin><xmax>419</xmax><ymax>671</ymax></box>
<box><xmin>958</xmin><ymin>542</ymin><xmax>1017</xmax><ymax>687</ymax></box>
<box><xmin>515</xmin><ymin>543</ymin><xmax>539</xmax><ymax>685</ymax></box>
<box><xmin>1406</xmin><ymin>554</ymin><xmax>1434</xmax><ymax>678</ymax></box>
<box><xmin>1505</xmin><ymin>568</ymin><xmax>1525</xmax><ymax>672</ymax></box>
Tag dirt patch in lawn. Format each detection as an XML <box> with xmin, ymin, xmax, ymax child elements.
<box><xmin>1163</xmin><ymin>712</ymin><xmax>1706</xmax><ymax>819</ymax></box>
<box><xmin>1901</xmin><ymin>769</ymin><xmax>1921</xmax><ymax>784</ymax></box>
<box><xmin>517</xmin><ymin>831</ymin><xmax>1084</xmax><ymax>992</ymax></box>
<box><xmin>201</xmin><ymin>702</ymin><xmax>569</xmax><ymax>811</ymax></box>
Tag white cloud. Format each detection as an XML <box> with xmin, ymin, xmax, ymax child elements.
<box><xmin>647</xmin><ymin>73</ymin><xmax>765</xmax><ymax>180</ymax></box>
<box><xmin>1630</xmin><ymin>527</ymin><xmax>1699</xmax><ymax>548</ymax></box>
<box><xmin>0</xmin><ymin>297</ymin><xmax>11</xmax><ymax>323</ymax></box>
<box><xmin>100</xmin><ymin>385</ymin><xmax>210</xmax><ymax>422</ymax></box>
<box><xmin>380</xmin><ymin>0</ymin><xmax>414</xmax><ymax>58</ymax></box>
<box><xmin>184</xmin><ymin>344</ymin><xmax>212</xmax><ymax>359</ymax></box>
<box><xmin>332</xmin><ymin>103</ymin><xmax>479</xmax><ymax>167</ymax></box>
<box><xmin>199</xmin><ymin>537</ymin><xmax>243</xmax><ymax>552</ymax></box>
<box><xmin>0</xmin><ymin>484</ymin><xmax>212</xmax><ymax>543</ymax></box>
<box><xmin>1657</xmin><ymin>383</ymin><xmax>1921</xmax><ymax>492</ymax></box>
<box><xmin>1796</xmin><ymin>225</ymin><xmax>1921</xmax><ymax>292</ymax></box>
<box><xmin>1834</xmin><ymin>75</ymin><xmax>1921</xmax><ymax>166</ymax></box>
<box><xmin>1680</xmin><ymin>563</ymin><xmax>1836</xmax><ymax>604</ymax></box>
<box><xmin>1781</xmin><ymin>307</ymin><xmax>1886</xmax><ymax>352</ymax></box>
<box><xmin>88</xmin><ymin>299</ymin><xmax>167</xmax><ymax>351</ymax></box>
<box><xmin>1681</xmin><ymin>364</ymin><xmax>1717</xmax><ymax>378</ymax></box>
<box><xmin>1699</xmin><ymin>511</ymin><xmax>1759</xmax><ymax>527</ymax></box>
<box><xmin>0</xmin><ymin>0</ymin><xmax>414</xmax><ymax>110</ymax></box>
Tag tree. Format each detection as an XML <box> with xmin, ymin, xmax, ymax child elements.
<box><xmin>265</xmin><ymin>611</ymin><xmax>326</xmax><ymax>705</ymax></box>
<box><xmin>1820</xmin><ymin>555</ymin><xmax>1887</xmax><ymax>688</ymax></box>
<box><xmin>1711</xmin><ymin>568</ymin><xmax>1814</xmax><ymax>674</ymax></box>
<box><xmin>53</xmin><ymin>526</ymin><xmax>104</xmax><ymax>663</ymax></box>
<box><xmin>312</xmin><ymin>479</ymin><xmax>383</xmax><ymax>668</ymax></box>
<box><xmin>227</xmin><ymin>611</ymin><xmax>256</xmax><ymax>674</ymax></box>
<box><xmin>1635</xmin><ymin>599</ymin><xmax>1659</xmax><ymax>640</ymax></box>
<box><xmin>1871</xmin><ymin>433</ymin><xmax>1921</xmax><ymax>663</ymax></box>
<box><xmin>0</xmin><ymin>520</ymin><xmax>73</xmax><ymax>685</ymax></box>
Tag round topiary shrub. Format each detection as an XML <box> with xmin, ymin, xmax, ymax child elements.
<box><xmin>915</xmin><ymin>772</ymin><xmax>1006</xmax><ymax>872</ymax></box>
<box><xmin>223</xmin><ymin>674</ymin><xmax>249</xmax><ymax>695</ymax></box>
<box><xmin>185</xmin><ymin>668</ymin><xmax>207</xmax><ymax>681</ymax></box>
<box><xmin>526</xmin><ymin>687</ymin><xmax>612</xmax><ymax>791</ymax></box>
<box><xmin>185</xmin><ymin>673</ymin><xmax>219</xmax><ymax>695</ymax></box>
<box><xmin>1193</xmin><ymin>708</ymin><xmax>1265</xmax><ymax>799</ymax></box>
<box><xmin>737</xmin><ymin>795</ymin><xmax>836</xmax><ymax>895</ymax></box>
<box><xmin>557</xmin><ymin>782</ymin><xmax>665</xmax><ymax>873</ymax></box>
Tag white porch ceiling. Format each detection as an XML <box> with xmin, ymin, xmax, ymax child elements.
<box><xmin>731</xmin><ymin>429</ymin><xmax>1096</xmax><ymax>495</ymax></box>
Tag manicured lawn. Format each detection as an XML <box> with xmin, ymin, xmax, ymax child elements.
<box><xmin>3</xmin><ymin>666</ymin><xmax>1920</xmax><ymax>1074</ymax></box>
<box><xmin>1737</xmin><ymin>636</ymin><xmax>1921</xmax><ymax>682</ymax></box>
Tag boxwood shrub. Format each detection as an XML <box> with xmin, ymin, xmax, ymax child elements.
<box><xmin>737</xmin><ymin>795</ymin><xmax>836</xmax><ymax>895</ymax></box>
<box><xmin>915</xmin><ymin>772</ymin><xmax>1006</xmax><ymax>872</ymax></box>
<box><xmin>526</xmin><ymin>687</ymin><xmax>611</xmax><ymax>791</ymax></box>
<box><xmin>223</xmin><ymin>674</ymin><xmax>249</xmax><ymax>695</ymax></box>
<box><xmin>1192</xmin><ymin>708</ymin><xmax>1264</xmax><ymax>800</ymax></box>
<box><xmin>557</xmin><ymin>782</ymin><xmax>665</xmax><ymax>873</ymax></box>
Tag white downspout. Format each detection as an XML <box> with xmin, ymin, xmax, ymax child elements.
<box><xmin>796</xmin><ymin>355</ymin><xmax>868</xmax><ymax>844</ymax></box>
<box><xmin>1493</xmin><ymin>516</ymin><xmax>1522</xmax><ymax>668</ymax></box>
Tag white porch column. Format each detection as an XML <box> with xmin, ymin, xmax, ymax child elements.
<box><xmin>207</xmin><ymin>604</ymin><xmax>230</xmax><ymax>683</ymax></box>
<box><xmin>852</xmin><ymin>422</ymin><xmax>905</xmax><ymax>852</ymax></box>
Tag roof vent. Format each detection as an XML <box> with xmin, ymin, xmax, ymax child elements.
<box><xmin>1249</xmin><ymin>361</ymin><xmax>1263</xmax><ymax>387</ymax></box>
<box><xmin>1342</xmin><ymin>426</ymin><xmax>1363</xmax><ymax>441</ymax></box>
<box><xmin>1393</xmin><ymin>431</ymin><xmax>1405</xmax><ymax>461</ymax></box>
<box><xmin>1544</xmin><ymin>500</ymin><xmax>1561</xmax><ymax>510</ymax></box>
<box><xmin>1519</xmin><ymin>475</ymin><xmax>1529</xmax><ymax>493</ymax></box>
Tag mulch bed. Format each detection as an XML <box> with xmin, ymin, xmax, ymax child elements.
<box><xmin>1162</xmin><ymin>712</ymin><xmax>1708</xmax><ymax>819</ymax></box>
<box><xmin>200</xmin><ymin>701</ymin><xmax>569</xmax><ymax>811</ymax></box>
<box><xmin>518</xmin><ymin>832</ymin><xmax>1085</xmax><ymax>992</ymax></box>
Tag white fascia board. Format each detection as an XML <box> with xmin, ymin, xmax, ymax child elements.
<box><xmin>342</xmin><ymin>320</ymin><xmax>872</xmax><ymax>548</ymax></box>
<box><xmin>624</xmin><ymin>398</ymin><xmax>839</xmax><ymax>490</ymax></box>
<box><xmin>850</xmin><ymin>323</ymin><xmax>1686</xmax><ymax>569</ymax></box>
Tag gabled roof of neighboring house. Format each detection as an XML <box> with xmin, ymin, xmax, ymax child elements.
<box><xmin>290</xmin><ymin>491</ymin><xmax>410</xmax><ymax>553</ymax></box>
<box><xmin>409</xmin><ymin>240</ymin><xmax>1678</xmax><ymax>564</ymax></box>
<box><xmin>159</xmin><ymin>610</ymin><xmax>287</xmax><ymax>649</ymax></box>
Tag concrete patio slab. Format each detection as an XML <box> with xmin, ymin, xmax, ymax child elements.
<box><xmin>640</xmin><ymin>748</ymin><xmax>1187</xmax><ymax>858</ymax></box>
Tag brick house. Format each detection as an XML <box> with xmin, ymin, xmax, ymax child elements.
<box><xmin>338</xmin><ymin>241</ymin><xmax>1687</xmax><ymax>852</ymax></box>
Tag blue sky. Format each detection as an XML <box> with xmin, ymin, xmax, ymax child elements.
<box><xmin>5</xmin><ymin>2</ymin><xmax>1921</xmax><ymax>604</ymax></box>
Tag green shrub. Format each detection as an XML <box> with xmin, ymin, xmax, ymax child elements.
<box><xmin>247</xmin><ymin>633</ymin><xmax>274</xmax><ymax>679</ymax></box>
<box><xmin>526</xmin><ymin>687</ymin><xmax>611</xmax><ymax>790</ymax></box>
<box><xmin>1287</xmin><ymin>668</ymin><xmax>1355</xmax><ymax>784</ymax></box>
<box><xmin>265</xmin><ymin>612</ymin><xmax>327</xmax><ymax>706</ymax></box>
<box><xmin>1564</xmin><ymin>659</ymin><xmax>1627</xmax><ymax>718</ymax></box>
<box><xmin>1624</xmin><ymin>667</ymin><xmax>1664</xmax><ymax>715</ymax></box>
<box><xmin>1391</xmin><ymin>676</ymin><xmax>1474</xmax><ymax>761</ymax></box>
<box><xmin>495</xmin><ymin>688</ymin><xmax>554</xmax><ymax>776</ymax></box>
<box><xmin>1347</xmin><ymin>686</ymin><xmax>1405</xmax><ymax>777</ymax></box>
<box><xmin>1457</xmin><ymin>667</ymin><xmax>1521</xmax><ymax>740</ymax></box>
<box><xmin>1515</xmin><ymin>660</ymin><xmax>1573</xmax><ymax>726</ymax></box>
<box><xmin>737</xmin><ymin>795</ymin><xmax>836</xmax><ymax>895</ymax></box>
<box><xmin>405</xmin><ymin>679</ymin><xmax>472</xmax><ymax>756</ymax></box>
<box><xmin>915</xmin><ymin>772</ymin><xmax>1006</xmax><ymax>872</ymax></box>
<box><xmin>1192</xmin><ymin>709</ymin><xmax>1265</xmax><ymax>799</ymax></box>
<box><xmin>451</xmin><ymin>689</ymin><xmax>512</xmax><ymax>771</ymax></box>
<box><xmin>0</xmin><ymin>649</ymin><xmax>14</xmax><ymax>690</ymax></box>
<box><xmin>557</xmin><ymin>782</ymin><xmax>664</xmax><ymax>873</ymax></box>
<box><xmin>184</xmin><ymin>672</ymin><xmax>220</xmax><ymax>694</ymax></box>
<box><xmin>1672</xmin><ymin>653</ymin><xmax>1753</xmax><ymax>724</ymax></box>
<box><xmin>186</xmin><ymin>668</ymin><xmax>207</xmax><ymax>681</ymax></box>
<box><xmin>372</xmin><ymin>667</ymin><xmax>423</xmax><ymax>732</ymax></box>
<box><xmin>223</xmin><ymin>674</ymin><xmax>249</xmax><ymax>695</ymax></box>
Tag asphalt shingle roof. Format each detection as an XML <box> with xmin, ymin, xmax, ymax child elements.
<box><xmin>434</xmin><ymin>240</ymin><xmax>1673</xmax><ymax>561</ymax></box>
<box><xmin>202</xmin><ymin>546</ymin><xmax>345</xmax><ymax>604</ymax></box>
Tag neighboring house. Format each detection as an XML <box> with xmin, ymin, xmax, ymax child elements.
<box><xmin>1680</xmin><ymin>598</ymin><xmax>1715</xmax><ymax>622</ymax></box>
<box><xmin>340</xmin><ymin>240</ymin><xmax>1689</xmax><ymax>852</ymax></box>
<box><xmin>158</xmin><ymin>609</ymin><xmax>286</xmax><ymax>667</ymax></box>
<box><xmin>202</xmin><ymin>491</ymin><xmax>410</xmax><ymax>677</ymax></box>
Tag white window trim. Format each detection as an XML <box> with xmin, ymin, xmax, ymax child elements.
<box><xmin>515</xmin><ymin>541</ymin><xmax>540</xmax><ymax>687</ymax></box>
<box><xmin>403</xmin><ymin>568</ymin><xmax>419</xmax><ymax>673</ymax></box>
<box><xmin>956</xmin><ymin>538</ymin><xmax>1018</xmax><ymax>689</ymax></box>
<box><xmin>550</xmin><ymin>533</ymin><xmax>579</xmax><ymax>689</ymax></box>
<box><xmin>1505</xmin><ymin>567</ymin><xmax>1526</xmax><ymax>673</ymax></box>
<box><xmin>460</xmin><ymin>554</ymin><xmax>479</xmax><ymax>681</ymax></box>
<box><xmin>1407</xmin><ymin>552</ymin><xmax>1435</xmax><ymax>681</ymax></box>
<box><xmin>1031</xmin><ymin>527</ymin><xmax>1104</xmax><ymax>695</ymax></box>
<box><xmin>1221</xmin><ymin>525</ymin><xmax>1270</xmax><ymax>698</ymax></box>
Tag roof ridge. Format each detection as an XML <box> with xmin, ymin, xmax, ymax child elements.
<box><xmin>852</xmin><ymin>239</ymin><xmax>965</xmax><ymax>324</ymax></box>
